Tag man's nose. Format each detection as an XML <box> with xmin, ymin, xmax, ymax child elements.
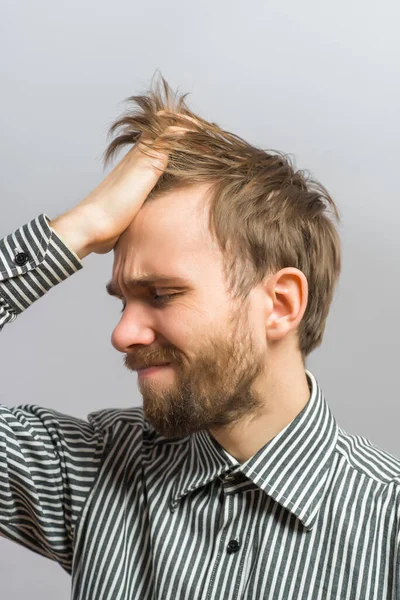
<box><xmin>110</xmin><ymin>305</ymin><xmax>158</xmax><ymax>353</ymax></box>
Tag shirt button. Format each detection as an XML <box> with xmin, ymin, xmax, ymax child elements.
<box><xmin>227</xmin><ymin>539</ymin><xmax>240</xmax><ymax>554</ymax></box>
<box><xmin>14</xmin><ymin>252</ymin><xmax>29</xmax><ymax>266</ymax></box>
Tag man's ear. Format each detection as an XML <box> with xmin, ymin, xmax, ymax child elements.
<box><xmin>264</xmin><ymin>268</ymin><xmax>308</xmax><ymax>342</ymax></box>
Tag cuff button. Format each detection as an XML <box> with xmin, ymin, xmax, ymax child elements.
<box><xmin>14</xmin><ymin>252</ymin><xmax>29</xmax><ymax>266</ymax></box>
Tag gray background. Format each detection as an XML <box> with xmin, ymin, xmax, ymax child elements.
<box><xmin>1</xmin><ymin>0</ymin><xmax>399</xmax><ymax>597</ymax></box>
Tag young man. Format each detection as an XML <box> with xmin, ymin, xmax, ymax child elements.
<box><xmin>0</xmin><ymin>76</ymin><xmax>398</xmax><ymax>599</ymax></box>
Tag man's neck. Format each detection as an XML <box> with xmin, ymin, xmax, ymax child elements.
<box><xmin>208</xmin><ymin>364</ymin><xmax>311</xmax><ymax>464</ymax></box>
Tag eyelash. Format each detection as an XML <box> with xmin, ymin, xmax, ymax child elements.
<box><xmin>120</xmin><ymin>293</ymin><xmax>176</xmax><ymax>312</ymax></box>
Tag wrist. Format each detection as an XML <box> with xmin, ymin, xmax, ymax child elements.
<box><xmin>49</xmin><ymin>210</ymin><xmax>92</xmax><ymax>260</ymax></box>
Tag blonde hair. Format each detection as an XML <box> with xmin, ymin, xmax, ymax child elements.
<box><xmin>103</xmin><ymin>73</ymin><xmax>342</xmax><ymax>361</ymax></box>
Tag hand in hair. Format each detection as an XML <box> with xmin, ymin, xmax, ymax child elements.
<box><xmin>49</xmin><ymin>125</ymin><xmax>191</xmax><ymax>258</ymax></box>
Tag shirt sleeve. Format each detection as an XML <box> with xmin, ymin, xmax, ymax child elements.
<box><xmin>0</xmin><ymin>404</ymin><xmax>107</xmax><ymax>574</ymax></box>
<box><xmin>0</xmin><ymin>213</ymin><xmax>84</xmax><ymax>332</ymax></box>
<box><xmin>0</xmin><ymin>214</ymin><xmax>99</xmax><ymax>572</ymax></box>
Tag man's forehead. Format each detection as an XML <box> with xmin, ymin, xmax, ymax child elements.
<box><xmin>115</xmin><ymin>182</ymin><xmax>215</xmax><ymax>250</ymax></box>
<box><xmin>107</xmin><ymin>184</ymin><xmax>218</xmax><ymax>296</ymax></box>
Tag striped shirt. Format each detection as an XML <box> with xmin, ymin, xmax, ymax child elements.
<box><xmin>1</xmin><ymin>213</ymin><xmax>400</xmax><ymax>599</ymax></box>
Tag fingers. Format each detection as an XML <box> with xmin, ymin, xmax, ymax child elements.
<box><xmin>156</xmin><ymin>109</ymin><xmax>201</xmax><ymax>130</ymax></box>
<box><xmin>137</xmin><ymin>118</ymin><xmax>197</xmax><ymax>159</ymax></box>
<box><xmin>159</xmin><ymin>125</ymin><xmax>193</xmax><ymax>137</ymax></box>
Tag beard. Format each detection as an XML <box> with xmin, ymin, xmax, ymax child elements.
<box><xmin>125</xmin><ymin>300</ymin><xmax>267</xmax><ymax>439</ymax></box>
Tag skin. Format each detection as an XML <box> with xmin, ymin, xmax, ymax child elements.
<box><xmin>110</xmin><ymin>181</ymin><xmax>311</xmax><ymax>463</ymax></box>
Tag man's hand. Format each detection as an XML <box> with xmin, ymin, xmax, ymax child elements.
<box><xmin>50</xmin><ymin>125</ymin><xmax>188</xmax><ymax>259</ymax></box>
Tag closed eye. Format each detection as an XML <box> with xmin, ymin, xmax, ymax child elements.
<box><xmin>152</xmin><ymin>293</ymin><xmax>175</xmax><ymax>305</ymax></box>
<box><xmin>120</xmin><ymin>293</ymin><xmax>178</xmax><ymax>312</ymax></box>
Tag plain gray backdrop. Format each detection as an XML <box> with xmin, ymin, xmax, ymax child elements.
<box><xmin>1</xmin><ymin>0</ymin><xmax>399</xmax><ymax>597</ymax></box>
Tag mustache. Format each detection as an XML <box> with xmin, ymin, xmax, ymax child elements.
<box><xmin>124</xmin><ymin>348</ymin><xmax>181</xmax><ymax>371</ymax></box>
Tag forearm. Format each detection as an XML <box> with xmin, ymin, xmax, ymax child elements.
<box><xmin>48</xmin><ymin>210</ymin><xmax>93</xmax><ymax>261</ymax></box>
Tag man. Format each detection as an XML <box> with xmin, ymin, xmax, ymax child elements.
<box><xmin>0</xmin><ymin>75</ymin><xmax>399</xmax><ymax>599</ymax></box>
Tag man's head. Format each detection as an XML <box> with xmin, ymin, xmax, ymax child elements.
<box><xmin>105</xmin><ymin>74</ymin><xmax>341</xmax><ymax>438</ymax></box>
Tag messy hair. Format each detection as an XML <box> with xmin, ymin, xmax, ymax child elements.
<box><xmin>103</xmin><ymin>72</ymin><xmax>342</xmax><ymax>361</ymax></box>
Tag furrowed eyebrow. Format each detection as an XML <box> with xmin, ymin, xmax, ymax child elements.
<box><xmin>105</xmin><ymin>275</ymin><xmax>192</xmax><ymax>297</ymax></box>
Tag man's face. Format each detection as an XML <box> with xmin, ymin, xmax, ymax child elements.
<box><xmin>110</xmin><ymin>183</ymin><xmax>268</xmax><ymax>438</ymax></box>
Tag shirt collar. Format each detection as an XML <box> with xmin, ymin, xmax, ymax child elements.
<box><xmin>170</xmin><ymin>370</ymin><xmax>338</xmax><ymax>531</ymax></box>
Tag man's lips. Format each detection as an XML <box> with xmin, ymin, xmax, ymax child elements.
<box><xmin>136</xmin><ymin>362</ymin><xmax>171</xmax><ymax>371</ymax></box>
